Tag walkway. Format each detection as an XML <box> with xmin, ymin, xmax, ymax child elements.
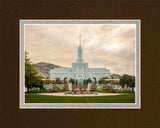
<box><xmin>38</xmin><ymin>93</ymin><xmax>122</xmax><ymax>97</ymax></box>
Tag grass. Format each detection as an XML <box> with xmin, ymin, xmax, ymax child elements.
<box><xmin>25</xmin><ymin>93</ymin><xmax>135</xmax><ymax>103</ymax></box>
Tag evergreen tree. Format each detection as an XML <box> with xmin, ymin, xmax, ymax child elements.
<box><xmin>86</xmin><ymin>78</ymin><xmax>92</xmax><ymax>85</ymax></box>
<box><xmin>128</xmin><ymin>76</ymin><xmax>135</xmax><ymax>93</ymax></box>
<box><xmin>69</xmin><ymin>78</ymin><xmax>75</xmax><ymax>84</ymax></box>
<box><xmin>39</xmin><ymin>80</ymin><xmax>44</xmax><ymax>90</ymax></box>
<box><xmin>25</xmin><ymin>51</ymin><xmax>43</xmax><ymax>92</ymax></box>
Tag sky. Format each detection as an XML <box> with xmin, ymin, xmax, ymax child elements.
<box><xmin>25</xmin><ymin>24</ymin><xmax>136</xmax><ymax>75</ymax></box>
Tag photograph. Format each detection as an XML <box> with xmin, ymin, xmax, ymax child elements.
<box><xmin>2</xmin><ymin>1</ymin><xmax>160</xmax><ymax>127</ymax></box>
<box><xmin>20</xmin><ymin>20</ymin><xmax>141</xmax><ymax>109</ymax></box>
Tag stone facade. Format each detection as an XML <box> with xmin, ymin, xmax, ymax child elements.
<box><xmin>50</xmin><ymin>35</ymin><xmax>111</xmax><ymax>85</ymax></box>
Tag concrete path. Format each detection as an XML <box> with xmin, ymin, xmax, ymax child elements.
<box><xmin>38</xmin><ymin>93</ymin><xmax>122</xmax><ymax>97</ymax></box>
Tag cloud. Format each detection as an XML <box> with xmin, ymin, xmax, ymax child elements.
<box><xmin>25</xmin><ymin>24</ymin><xmax>136</xmax><ymax>75</ymax></box>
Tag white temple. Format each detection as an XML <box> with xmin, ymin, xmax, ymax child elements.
<box><xmin>50</xmin><ymin>35</ymin><xmax>111</xmax><ymax>85</ymax></box>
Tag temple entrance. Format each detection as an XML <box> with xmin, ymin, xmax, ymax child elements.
<box><xmin>77</xmin><ymin>75</ymin><xmax>83</xmax><ymax>85</ymax></box>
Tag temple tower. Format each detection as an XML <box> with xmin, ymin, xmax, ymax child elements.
<box><xmin>76</xmin><ymin>35</ymin><xmax>84</xmax><ymax>63</ymax></box>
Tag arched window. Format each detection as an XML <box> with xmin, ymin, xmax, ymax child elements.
<box><xmin>78</xmin><ymin>66</ymin><xmax>82</xmax><ymax>73</ymax></box>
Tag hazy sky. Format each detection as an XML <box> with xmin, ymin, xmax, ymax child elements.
<box><xmin>25</xmin><ymin>24</ymin><xmax>135</xmax><ymax>75</ymax></box>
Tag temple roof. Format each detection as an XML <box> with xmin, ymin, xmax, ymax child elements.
<box><xmin>89</xmin><ymin>68</ymin><xmax>110</xmax><ymax>73</ymax></box>
<box><xmin>50</xmin><ymin>68</ymin><xmax>72</xmax><ymax>73</ymax></box>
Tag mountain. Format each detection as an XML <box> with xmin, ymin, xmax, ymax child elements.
<box><xmin>111</xmin><ymin>74</ymin><xmax>121</xmax><ymax>79</ymax></box>
<box><xmin>33</xmin><ymin>62</ymin><xmax>61</xmax><ymax>78</ymax></box>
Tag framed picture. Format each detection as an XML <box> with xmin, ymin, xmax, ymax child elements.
<box><xmin>20</xmin><ymin>20</ymin><xmax>141</xmax><ymax>109</ymax></box>
<box><xmin>2</xmin><ymin>0</ymin><xmax>160</xmax><ymax>127</ymax></box>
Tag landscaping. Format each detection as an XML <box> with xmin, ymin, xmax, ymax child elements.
<box><xmin>25</xmin><ymin>52</ymin><xmax>135</xmax><ymax>103</ymax></box>
<box><xmin>28</xmin><ymin>84</ymin><xmax>133</xmax><ymax>94</ymax></box>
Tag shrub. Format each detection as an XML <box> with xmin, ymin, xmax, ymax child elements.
<box><xmin>108</xmin><ymin>89</ymin><xmax>116</xmax><ymax>93</ymax></box>
<box><xmin>96</xmin><ymin>88</ymin><xmax>100</xmax><ymax>92</ymax></box>
<box><xmin>49</xmin><ymin>89</ymin><xmax>53</xmax><ymax>92</ymax></box>
<box><xmin>29</xmin><ymin>89</ymin><xmax>39</xmax><ymax>93</ymax></box>
<box><xmin>114</xmin><ymin>90</ymin><xmax>132</xmax><ymax>93</ymax></box>
<box><xmin>100</xmin><ymin>90</ymin><xmax>106</xmax><ymax>93</ymax></box>
<box><xmin>90</xmin><ymin>84</ymin><xmax>98</xmax><ymax>91</ymax></box>
<box><xmin>52</xmin><ymin>86</ymin><xmax>61</xmax><ymax>92</ymax></box>
<box><xmin>62</xmin><ymin>85</ymin><xmax>69</xmax><ymax>92</ymax></box>
<box><xmin>72</xmin><ymin>85</ymin><xmax>76</xmax><ymax>91</ymax></box>
<box><xmin>56</xmin><ymin>87</ymin><xmax>61</xmax><ymax>92</ymax></box>
<box><xmin>85</xmin><ymin>90</ymin><xmax>89</xmax><ymax>94</ymax></box>
<box><xmin>67</xmin><ymin>91</ymin><xmax>72</xmax><ymax>94</ymax></box>
<box><xmin>82</xmin><ymin>85</ymin><xmax>88</xmax><ymax>91</ymax></box>
<box><xmin>38</xmin><ymin>89</ymin><xmax>47</xmax><ymax>93</ymax></box>
<box><xmin>78</xmin><ymin>85</ymin><xmax>83</xmax><ymax>90</ymax></box>
<box><xmin>29</xmin><ymin>89</ymin><xmax>48</xmax><ymax>93</ymax></box>
<box><xmin>43</xmin><ymin>80</ymin><xmax>52</xmax><ymax>84</ymax></box>
<box><xmin>123</xmin><ymin>90</ymin><xmax>132</xmax><ymax>93</ymax></box>
<box><xmin>103</xmin><ymin>85</ymin><xmax>113</xmax><ymax>93</ymax></box>
<box><xmin>99</xmin><ymin>85</ymin><xmax>116</xmax><ymax>93</ymax></box>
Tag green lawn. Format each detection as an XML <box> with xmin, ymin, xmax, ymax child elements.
<box><xmin>25</xmin><ymin>93</ymin><xmax>135</xmax><ymax>103</ymax></box>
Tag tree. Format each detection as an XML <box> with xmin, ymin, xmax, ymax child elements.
<box><xmin>83</xmin><ymin>79</ymin><xmax>86</xmax><ymax>85</ymax></box>
<box><xmin>110</xmin><ymin>80</ymin><xmax>118</xmax><ymax>85</ymax></box>
<box><xmin>52</xmin><ymin>80</ymin><xmax>56</xmax><ymax>84</ymax></box>
<box><xmin>25</xmin><ymin>51</ymin><xmax>38</xmax><ymax>92</ymax></box>
<box><xmin>128</xmin><ymin>76</ymin><xmax>135</xmax><ymax>93</ymax></box>
<box><xmin>99</xmin><ymin>78</ymin><xmax>107</xmax><ymax>84</ymax></box>
<box><xmin>93</xmin><ymin>77</ymin><xmax>97</xmax><ymax>84</ymax></box>
<box><xmin>25</xmin><ymin>52</ymin><xmax>44</xmax><ymax>92</ymax></box>
<box><xmin>69</xmin><ymin>78</ymin><xmax>75</xmax><ymax>84</ymax></box>
<box><xmin>120</xmin><ymin>74</ymin><xmax>135</xmax><ymax>92</ymax></box>
<box><xmin>76</xmin><ymin>79</ymin><xmax>78</xmax><ymax>85</ymax></box>
<box><xmin>102</xmin><ymin>77</ymin><xmax>109</xmax><ymax>79</ymax></box>
<box><xmin>39</xmin><ymin>80</ymin><xmax>44</xmax><ymax>90</ymax></box>
<box><xmin>32</xmin><ymin>75</ymin><xmax>43</xmax><ymax>90</ymax></box>
<box><xmin>43</xmin><ymin>79</ymin><xmax>52</xmax><ymax>84</ymax></box>
<box><xmin>64</xmin><ymin>77</ymin><xmax>68</xmax><ymax>84</ymax></box>
<box><xmin>55</xmin><ymin>78</ymin><xmax>62</xmax><ymax>84</ymax></box>
<box><xmin>86</xmin><ymin>78</ymin><xmax>92</xmax><ymax>85</ymax></box>
<box><xmin>119</xmin><ymin>74</ymin><xmax>128</xmax><ymax>90</ymax></box>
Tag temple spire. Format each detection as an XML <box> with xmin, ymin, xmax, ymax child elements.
<box><xmin>79</xmin><ymin>34</ymin><xmax>81</xmax><ymax>47</ymax></box>
<box><xmin>76</xmin><ymin>34</ymin><xmax>84</xmax><ymax>63</ymax></box>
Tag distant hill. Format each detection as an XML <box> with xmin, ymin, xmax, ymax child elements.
<box><xmin>33</xmin><ymin>62</ymin><xmax>61</xmax><ymax>78</ymax></box>
<box><xmin>111</xmin><ymin>74</ymin><xmax>121</xmax><ymax>79</ymax></box>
